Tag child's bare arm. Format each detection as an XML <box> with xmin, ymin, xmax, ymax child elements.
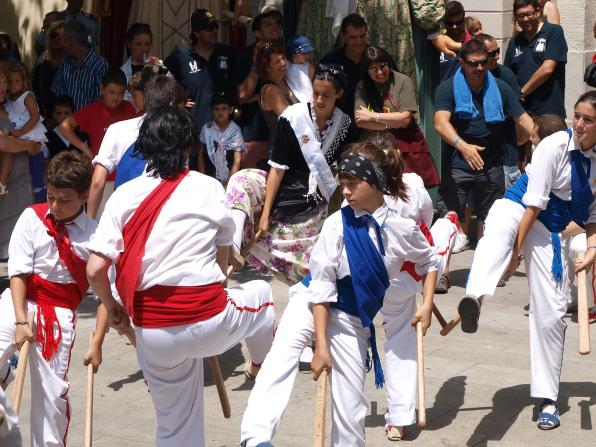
<box><xmin>11</xmin><ymin>93</ymin><xmax>41</xmax><ymax>138</ymax></box>
<box><xmin>11</xmin><ymin>274</ymin><xmax>33</xmax><ymax>349</ymax></box>
<box><xmin>83</xmin><ymin>302</ymin><xmax>109</xmax><ymax>372</ymax></box>
<box><xmin>311</xmin><ymin>303</ymin><xmax>332</xmax><ymax>379</ymax></box>
<box><xmin>59</xmin><ymin>117</ymin><xmax>94</xmax><ymax>158</ymax></box>
<box><xmin>230</xmin><ymin>150</ymin><xmax>242</xmax><ymax>178</ymax></box>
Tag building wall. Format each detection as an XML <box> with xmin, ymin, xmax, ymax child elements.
<box><xmin>462</xmin><ymin>0</ymin><xmax>596</xmax><ymax>119</ymax></box>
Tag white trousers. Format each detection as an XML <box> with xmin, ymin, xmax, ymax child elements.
<box><xmin>0</xmin><ymin>384</ymin><xmax>21</xmax><ymax>445</ymax></box>
<box><xmin>0</xmin><ymin>290</ymin><xmax>76</xmax><ymax>447</ymax></box>
<box><xmin>466</xmin><ymin>199</ymin><xmax>525</xmax><ymax>299</ymax></box>
<box><xmin>567</xmin><ymin>233</ymin><xmax>595</xmax><ymax>306</ymax></box>
<box><xmin>382</xmin><ymin>216</ymin><xmax>457</xmax><ymax>427</ymax></box>
<box><xmin>523</xmin><ymin>221</ymin><xmax>569</xmax><ymax>401</ymax></box>
<box><xmin>135</xmin><ymin>280</ymin><xmax>274</xmax><ymax>447</ymax></box>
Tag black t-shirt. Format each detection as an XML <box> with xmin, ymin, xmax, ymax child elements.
<box><xmin>440</xmin><ymin>52</ymin><xmax>459</xmax><ymax>83</ymax></box>
<box><xmin>270</xmin><ymin>106</ymin><xmax>358</xmax><ymax>215</ymax></box>
<box><xmin>492</xmin><ymin>64</ymin><xmax>522</xmax><ymax>166</ymax></box>
<box><xmin>504</xmin><ymin>21</ymin><xmax>567</xmax><ymax>117</ymax></box>
<box><xmin>165</xmin><ymin>43</ymin><xmax>238</xmax><ymax>130</ymax></box>
<box><xmin>435</xmin><ymin>75</ymin><xmax>525</xmax><ymax>170</ymax></box>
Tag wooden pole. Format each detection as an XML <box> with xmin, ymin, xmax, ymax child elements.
<box><xmin>207</xmin><ymin>357</ymin><xmax>231</xmax><ymax>418</ymax></box>
<box><xmin>313</xmin><ymin>369</ymin><xmax>328</xmax><ymax>447</ymax></box>
<box><xmin>11</xmin><ymin>311</ymin><xmax>35</xmax><ymax>415</ymax></box>
<box><xmin>84</xmin><ymin>331</ymin><xmax>95</xmax><ymax>447</ymax></box>
<box><xmin>578</xmin><ymin>251</ymin><xmax>591</xmax><ymax>355</ymax></box>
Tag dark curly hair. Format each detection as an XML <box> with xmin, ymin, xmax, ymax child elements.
<box><xmin>135</xmin><ymin>106</ymin><xmax>199</xmax><ymax>179</ymax></box>
<box><xmin>253</xmin><ymin>41</ymin><xmax>285</xmax><ymax>78</ymax></box>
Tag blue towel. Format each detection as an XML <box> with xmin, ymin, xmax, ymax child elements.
<box><xmin>453</xmin><ymin>67</ymin><xmax>504</xmax><ymax>124</ymax></box>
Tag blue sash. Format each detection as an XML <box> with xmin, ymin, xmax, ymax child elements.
<box><xmin>114</xmin><ymin>141</ymin><xmax>146</xmax><ymax>189</ymax></box>
<box><xmin>504</xmin><ymin>174</ymin><xmax>571</xmax><ymax>284</ymax></box>
<box><xmin>303</xmin><ymin>206</ymin><xmax>389</xmax><ymax>388</ymax></box>
<box><xmin>569</xmin><ymin>132</ymin><xmax>593</xmax><ymax>226</ymax></box>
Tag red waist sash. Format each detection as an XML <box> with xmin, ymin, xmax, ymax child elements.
<box><xmin>401</xmin><ymin>221</ymin><xmax>434</xmax><ymax>282</ymax></box>
<box><xmin>27</xmin><ymin>274</ymin><xmax>82</xmax><ymax>360</ymax></box>
<box><xmin>132</xmin><ymin>282</ymin><xmax>228</xmax><ymax>328</ymax></box>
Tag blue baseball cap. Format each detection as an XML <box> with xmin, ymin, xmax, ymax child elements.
<box><xmin>286</xmin><ymin>35</ymin><xmax>315</xmax><ymax>56</ymax></box>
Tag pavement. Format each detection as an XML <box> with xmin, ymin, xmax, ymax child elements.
<box><xmin>3</xmin><ymin>247</ymin><xmax>596</xmax><ymax>447</ymax></box>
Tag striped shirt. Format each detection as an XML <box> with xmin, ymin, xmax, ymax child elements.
<box><xmin>51</xmin><ymin>49</ymin><xmax>107</xmax><ymax>111</ymax></box>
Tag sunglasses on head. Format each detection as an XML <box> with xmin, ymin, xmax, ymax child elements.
<box><xmin>464</xmin><ymin>58</ymin><xmax>488</xmax><ymax>68</ymax></box>
<box><xmin>487</xmin><ymin>48</ymin><xmax>500</xmax><ymax>58</ymax></box>
<box><xmin>445</xmin><ymin>18</ymin><xmax>465</xmax><ymax>27</ymax></box>
<box><xmin>367</xmin><ymin>62</ymin><xmax>389</xmax><ymax>74</ymax></box>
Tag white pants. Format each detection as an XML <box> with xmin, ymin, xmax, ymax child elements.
<box><xmin>0</xmin><ymin>386</ymin><xmax>21</xmax><ymax>446</ymax></box>
<box><xmin>241</xmin><ymin>285</ymin><xmax>371</xmax><ymax>447</ymax></box>
<box><xmin>135</xmin><ymin>280</ymin><xmax>274</xmax><ymax>447</ymax></box>
<box><xmin>382</xmin><ymin>216</ymin><xmax>457</xmax><ymax>427</ymax></box>
<box><xmin>0</xmin><ymin>290</ymin><xmax>76</xmax><ymax>447</ymax></box>
<box><xmin>523</xmin><ymin>221</ymin><xmax>569</xmax><ymax>401</ymax></box>
<box><xmin>466</xmin><ymin>199</ymin><xmax>525</xmax><ymax>299</ymax></box>
<box><xmin>567</xmin><ymin>233</ymin><xmax>595</xmax><ymax>306</ymax></box>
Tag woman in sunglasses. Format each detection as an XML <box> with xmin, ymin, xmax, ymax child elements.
<box><xmin>32</xmin><ymin>20</ymin><xmax>65</xmax><ymax>122</ymax></box>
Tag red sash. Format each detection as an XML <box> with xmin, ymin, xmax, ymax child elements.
<box><xmin>30</xmin><ymin>204</ymin><xmax>88</xmax><ymax>360</ymax></box>
<box><xmin>132</xmin><ymin>283</ymin><xmax>228</xmax><ymax>328</ymax></box>
<box><xmin>115</xmin><ymin>169</ymin><xmax>189</xmax><ymax>324</ymax></box>
<box><xmin>401</xmin><ymin>221</ymin><xmax>435</xmax><ymax>282</ymax></box>
<box><xmin>27</xmin><ymin>274</ymin><xmax>81</xmax><ymax>360</ymax></box>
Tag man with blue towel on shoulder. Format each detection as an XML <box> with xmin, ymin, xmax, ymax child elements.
<box><xmin>434</xmin><ymin>38</ymin><xmax>534</xmax><ymax>239</ymax></box>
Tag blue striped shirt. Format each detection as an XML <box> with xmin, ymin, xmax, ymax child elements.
<box><xmin>51</xmin><ymin>49</ymin><xmax>107</xmax><ymax>111</ymax></box>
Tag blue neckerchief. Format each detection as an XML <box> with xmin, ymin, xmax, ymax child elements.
<box><xmin>504</xmin><ymin>173</ymin><xmax>571</xmax><ymax>285</ymax></box>
<box><xmin>115</xmin><ymin>141</ymin><xmax>146</xmax><ymax>189</ymax></box>
<box><xmin>453</xmin><ymin>67</ymin><xmax>504</xmax><ymax>124</ymax></box>
<box><xmin>300</xmin><ymin>206</ymin><xmax>389</xmax><ymax>388</ymax></box>
<box><xmin>568</xmin><ymin>129</ymin><xmax>594</xmax><ymax>226</ymax></box>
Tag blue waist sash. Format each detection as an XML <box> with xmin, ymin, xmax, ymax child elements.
<box><xmin>115</xmin><ymin>141</ymin><xmax>146</xmax><ymax>189</ymax></box>
<box><xmin>504</xmin><ymin>173</ymin><xmax>571</xmax><ymax>284</ymax></box>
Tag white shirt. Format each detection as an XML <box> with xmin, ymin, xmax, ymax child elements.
<box><xmin>88</xmin><ymin>171</ymin><xmax>234</xmax><ymax>290</ymax></box>
<box><xmin>199</xmin><ymin>120</ymin><xmax>245</xmax><ymax>182</ymax></box>
<box><xmin>8</xmin><ymin>207</ymin><xmax>97</xmax><ymax>283</ymax></box>
<box><xmin>523</xmin><ymin>129</ymin><xmax>596</xmax><ymax>224</ymax></box>
<box><xmin>384</xmin><ymin>173</ymin><xmax>433</xmax><ymax>227</ymax></box>
<box><xmin>92</xmin><ymin>115</ymin><xmax>144</xmax><ymax>174</ymax></box>
<box><xmin>304</xmin><ymin>201</ymin><xmax>437</xmax><ymax>304</ymax></box>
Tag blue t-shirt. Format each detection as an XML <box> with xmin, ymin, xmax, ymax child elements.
<box><xmin>440</xmin><ymin>52</ymin><xmax>459</xmax><ymax>83</ymax></box>
<box><xmin>492</xmin><ymin>64</ymin><xmax>522</xmax><ymax>166</ymax></box>
<box><xmin>504</xmin><ymin>21</ymin><xmax>567</xmax><ymax>117</ymax></box>
<box><xmin>435</xmin><ymin>75</ymin><xmax>525</xmax><ymax>170</ymax></box>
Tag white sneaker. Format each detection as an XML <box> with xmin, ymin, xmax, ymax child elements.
<box><xmin>452</xmin><ymin>233</ymin><xmax>469</xmax><ymax>254</ymax></box>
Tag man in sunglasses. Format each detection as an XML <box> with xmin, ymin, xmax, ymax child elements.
<box><xmin>440</xmin><ymin>1</ymin><xmax>470</xmax><ymax>82</ymax></box>
<box><xmin>478</xmin><ymin>33</ymin><xmax>525</xmax><ymax>190</ymax></box>
<box><xmin>435</xmin><ymin>38</ymin><xmax>534</xmax><ymax>242</ymax></box>
<box><xmin>504</xmin><ymin>0</ymin><xmax>568</xmax><ymax>118</ymax></box>
<box><xmin>165</xmin><ymin>8</ymin><xmax>237</xmax><ymax>147</ymax></box>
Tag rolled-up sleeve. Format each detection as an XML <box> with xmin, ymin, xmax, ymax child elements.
<box><xmin>305</xmin><ymin>216</ymin><xmax>341</xmax><ymax>304</ymax></box>
<box><xmin>86</xmin><ymin>197</ymin><xmax>124</xmax><ymax>262</ymax></box>
<box><xmin>522</xmin><ymin>139</ymin><xmax>561</xmax><ymax>209</ymax></box>
<box><xmin>8</xmin><ymin>209</ymin><xmax>36</xmax><ymax>277</ymax></box>
<box><xmin>92</xmin><ymin>125</ymin><xmax>119</xmax><ymax>173</ymax></box>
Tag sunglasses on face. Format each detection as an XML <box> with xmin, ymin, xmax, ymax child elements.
<box><xmin>464</xmin><ymin>58</ymin><xmax>488</xmax><ymax>68</ymax></box>
<box><xmin>487</xmin><ymin>48</ymin><xmax>500</xmax><ymax>58</ymax></box>
<box><xmin>445</xmin><ymin>19</ymin><xmax>465</xmax><ymax>27</ymax></box>
<box><xmin>367</xmin><ymin>62</ymin><xmax>389</xmax><ymax>74</ymax></box>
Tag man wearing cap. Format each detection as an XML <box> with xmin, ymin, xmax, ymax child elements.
<box><xmin>165</xmin><ymin>9</ymin><xmax>237</xmax><ymax>136</ymax></box>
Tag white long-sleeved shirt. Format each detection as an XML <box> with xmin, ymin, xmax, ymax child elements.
<box><xmin>304</xmin><ymin>200</ymin><xmax>437</xmax><ymax>305</ymax></box>
<box><xmin>384</xmin><ymin>173</ymin><xmax>433</xmax><ymax>227</ymax></box>
<box><xmin>87</xmin><ymin>171</ymin><xmax>234</xmax><ymax>290</ymax></box>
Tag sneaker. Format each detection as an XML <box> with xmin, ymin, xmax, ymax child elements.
<box><xmin>458</xmin><ymin>295</ymin><xmax>482</xmax><ymax>333</ymax></box>
<box><xmin>385</xmin><ymin>424</ymin><xmax>404</xmax><ymax>441</ymax></box>
<box><xmin>435</xmin><ymin>273</ymin><xmax>450</xmax><ymax>294</ymax></box>
<box><xmin>537</xmin><ymin>399</ymin><xmax>560</xmax><ymax>430</ymax></box>
<box><xmin>244</xmin><ymin>360</ymin><xmax>261</xmax><ymax>380</ymax></box>
<box><xmin>451</xmin><ymin>233</ymin><xmax>469</xmax><ymax>254</ymax></box>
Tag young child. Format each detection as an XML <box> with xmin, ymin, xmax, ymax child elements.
<box><xmin>0</xmin><ymin>61</ymin><xmax>48</xmax><ymax>196</ymax></box>
<box><xmin>59</xmin><ymin>67</ymin><xmax>137</xmax><ymax>216</ymax></box>
<box><xmin>198</xmin><ymin>92</ymin><xmax>245</xmax><ymax>185</ymax></box>
<box><xmin>128</xmin><ymin>70</ymin><xmax>146</xmax><ymax>113</ymax></box>
<box><xmin>45</xmin><ymin>95</ymin><xmax>90</xmax><ymax>159</ymax></box>
<box><xmin>0</xmin><ymin>150</ymin><xmax>108</xmax><ymax>445</ymax></box>
<box><xmin>465</xmin><ymin>16</ymin><xmax>483</xmax><ymax>36</ymax></box>
<box><xmin>241</xmin><ymin>142</ymin><xmax>437</xmax><ymax>447</ymax></box>
<box><xmin>285</xmin><ymin>34</ymin><xmax>315</xmax><ymax>104</ymax></box>
<box><xmin>460</xmin><ymin>92</ymin><xmax>596</xmax><ymax>430</ymax></box>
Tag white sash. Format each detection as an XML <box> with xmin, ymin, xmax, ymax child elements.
<box><xmin>281</xmin><ymin>103</ymin><xmax>338</xmax><ymax>202</ymax></box>
<box><xmin>203</xmin><ymin>124</ymin><xmax>229</xmax><ymax>182</ymax></box>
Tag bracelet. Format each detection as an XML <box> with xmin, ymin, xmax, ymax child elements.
<box><xmin>15</xmin><ymin>321</ymin><xmax>29</xmax><ymax>326</ymax></box>
<box><xmin>375</xmin><ymin>112</ymin><xmax>380</xmax><ymax>123</ymax></box>
<box><xmin>588</xmin><ymin>246</ymin><xmax>596</xmax><ymax>250</ymax></box>
<box><xmin>452</xmin><ymin>137</ymin><xmax>462</xmax><ymax>147</ymax></box>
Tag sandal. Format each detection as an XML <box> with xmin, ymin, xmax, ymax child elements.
<box><xmin>385</xmin><ymin>424</ymin><xmax>405</xmax><ymax>441</ymax></box>
<box><xmin>537</xmin><ymin>399</ymin><xmax>560</xmax><ymax>430</ymax></box>
<box><xmin>435</xmin><ymin>273</ymin><xmax>450</xmax><ymax>294</ymax></box>
<box><xmin>458</xmin><ymin>295</ymin><xmax>481</xmax><ymax>334</ymax></box>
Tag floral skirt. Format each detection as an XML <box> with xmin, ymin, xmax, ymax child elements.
<box><xmin>226</xmin><ymin>168</ymin><xmax>327</xmax><ymax>284</ymax></box>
